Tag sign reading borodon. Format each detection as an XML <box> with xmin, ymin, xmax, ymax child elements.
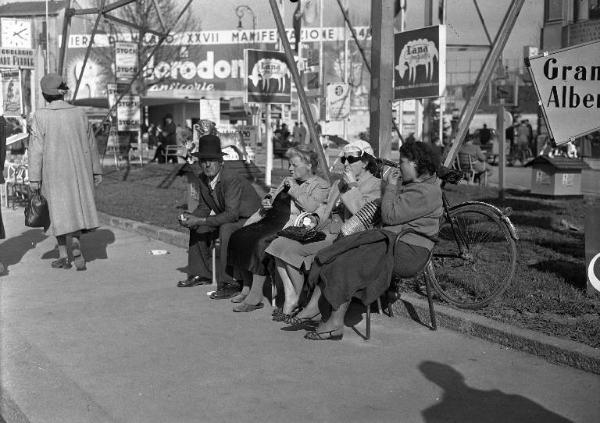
<box><xmin>526</xmin><ymin>39</ymin><xmax>600</xmax><ymax>145</ymax></box>
<box><xmin>244</xmin><ymin>49</ymin><xmax>291</xmax><ymax>104</ymax></box>
<box><xmin>394</xmin><ymin>25</ymin><xmax>446</xmax><ymax>100</ymax></box>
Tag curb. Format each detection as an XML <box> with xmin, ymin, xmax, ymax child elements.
<box><xmin>98</xmin><ymin>212</ymin><xmax>188</xmax><ymax>249</ymax></box>
<box><xmin>98</xmin><ymin>211</ymin><xmax>600</xmax><ymax>375</ymax></box>
<box><xmin>391</xmin><ymin>294</ymin><xmax>600</xmax><ymax>375</ymax></box>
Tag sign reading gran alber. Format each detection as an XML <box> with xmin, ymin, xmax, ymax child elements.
<box><xmin>526</xmin><ymin>39</ymin><xmax>600</xmax><ymax>145</ymax></box>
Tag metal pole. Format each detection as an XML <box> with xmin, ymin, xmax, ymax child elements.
<box><xmin>443</xmin><ymin>0</ymin><xmax>525</xmax><ymax>168</ymax></box>
<box><xmin>72</xmin><ymin>0</ymin><xmax>106</xmax><ymax>102</ymax></box>
<box><xmin>45</xmin><ymin>0</ymin><xmax>50</xmax><ymax>73</ymax></box>
<box><xmin>497</xmin><ymin>105</ymin><xmax>506</xmax><ymax>201</ymax></box>
<box><xmin>268</xmin><ymin>0</ymin><xmax>330</xmax><ymax>181</ymax></box>
<box><xmin>58</xmin><ymin>0</ymin><xmax>72</xmax><ymax>75</ymax></box>
<box><xmin>266</xmin><ymin>105</ymin><xmax>273</xmax><ymax>187</ymax></box>
<box><xmin>342</xmin><ymin>0</ymin><xmax>348</xmax><ymax>141</ymax></box>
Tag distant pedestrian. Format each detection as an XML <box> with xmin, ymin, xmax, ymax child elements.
<box><xmin>292</xmin><ymin>122</ymin><xmax>301</xmax><ymax>145</ymax></box>
<box><xmin>28</xmin><ymin>73</ymin><xmax>103</xmax><ymax>271</ymax></box>
<box><xmin>298</xmin><ymin>121</ymin><xmax>307</xmax><ymax>144</ymax></box>
<box><xmin>479</xmin><ymin>124</ymin><xmax>492</xmax><ymax>145</ymax></box>
<box><xmin>150</xmin><ymin>114</ymin><xmax>177</xmax><ymax>163</ymax></box>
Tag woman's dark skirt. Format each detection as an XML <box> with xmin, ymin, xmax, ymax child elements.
<box><xmin>321</xmin><ymin>240</ymin><xmax>430</xmax><ymax>310</ymax></box>
<box><xmin>227</xmin><ymin>191</ymin><xmax>291</xmax><ymax>277</ymax></box>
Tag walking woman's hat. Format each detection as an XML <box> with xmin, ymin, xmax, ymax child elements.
<box><xmin>192</xmin><ymin>135</ymin><xmax>226</xmax><ymax>159</ymax></box>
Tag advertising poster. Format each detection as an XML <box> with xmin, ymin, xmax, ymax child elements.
<box><xmin>244</xmin><ymin>49</ymin><xmax>291</xmax><ymax>104</ymax></box>
<box><xmin>526</xmin><ymin>39</ymin><xmax>600</xmax><ymax>145</ymax></box>
<box><xmin>326</xmin><ymin>82</ymin><xmax>351</xmax><ymax>121</ymax></box>
<box><xmin>394</xmin><ymin>25</ymin><xmax>446</xmax><ymax>100</ymax></box>
<box><xmin>1</xmin><ymin>69</ymin><xmax>22</xmax><ymax>116</ymax></box>
<box><xmin>117</xmin><ymin>95</ymin><xmax>141</xmax><ymax>131</ymax></box>
<box><xmin>115</xmin><ymin>41</ymin><xmax>138</xmax><ymax>81</ymax></box>
<box><xmin>199</xmin><ymin>98</ymin><xmax>221</xmax><ymax>123</ymax></box>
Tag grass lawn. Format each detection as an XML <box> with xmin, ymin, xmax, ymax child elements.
<box><xmin>95</xmin><ymin>163</ymin><xmax>600</xmax><ymax>348</ymax></box>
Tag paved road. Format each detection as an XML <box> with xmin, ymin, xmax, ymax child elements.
<box><xmin>1</xmin><ymin>207</ymin><xmax>599</xmax><ymax>423</ymax></box>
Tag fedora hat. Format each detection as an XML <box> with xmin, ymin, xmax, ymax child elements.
<box><xmin>192</xmin><ymin>135</ymin><xmax>226</xmax><ymax>159</ymax></box>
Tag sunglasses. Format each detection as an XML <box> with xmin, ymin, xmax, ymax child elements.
<box><xmin>341</xmin><ymin>155</ymin><xmax>362</xmax><ymax>164</ymax></box>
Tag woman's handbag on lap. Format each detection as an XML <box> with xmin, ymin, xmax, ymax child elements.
<box><xmin>24</xmin><ymin>189</ymin><xmax>50</xmax><ymax>230</ymax></box>
<box><xmin>277</xmin><ymin>212</ymin><xmax>326</xmax><ymax>244</ymax></box>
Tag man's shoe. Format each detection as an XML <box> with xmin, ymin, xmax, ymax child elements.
<box><xmin>177</xmin><ymin>276</ymin><xmax>211</xmax><ymax>287</ymax></box>
<box><xmin>209</xmin><ymin>287</ymin><xmax>240</xmax><ymax>300</ymax></box>
<box><xmin>232</xmin><ymin>302</ymin><xmax>264</xmax><ymax>312</ymax></box>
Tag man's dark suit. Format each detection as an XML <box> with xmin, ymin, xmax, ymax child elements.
<box><xmin>187</xmin><ymin>164</ymin><xmax>261</xmax><ymax>282</ymax></box>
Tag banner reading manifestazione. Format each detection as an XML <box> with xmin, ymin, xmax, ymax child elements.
<box><xmin>394</xmin><ymin>25</ymin><xmax>446</xmax><ymax>100</ymax></box>
<box><xmin>526</xmin><ymin>39</ymin><xmax>600</xmax><ymax>145</ymax></box>
<box><xmin>245</xmin><ymin>49</ymin><xmax>291</xmax><ymax>104</ymax></box>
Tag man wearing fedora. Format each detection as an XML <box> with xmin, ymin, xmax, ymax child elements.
<box><xmin>177</xmin><ymin>135</ymin><xmax>261</xmax><ymax>291</ymax></box>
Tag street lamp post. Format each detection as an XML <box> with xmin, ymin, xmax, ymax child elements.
<box><xmin>235</xmin><ymin>5</ymin><xmax>257</xmax><ymax>34</ymax></box>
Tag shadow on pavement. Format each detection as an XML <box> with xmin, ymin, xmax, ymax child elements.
<box><xmin>41</xmin><ymin>229</ymin><xmax>116</xmax><ymax>263</ymax></box>
<box><xmin>0</xmin><ymin>229</ymin><xmax>48</xmax><ymax>274</ymax></box>
<box><xmin>419</xmin><ymin>361</ymin><xmax>573</xmax><ymax>423</ymax></box>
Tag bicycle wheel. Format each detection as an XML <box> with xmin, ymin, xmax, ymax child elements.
<box><xmin>428</xmin><ymin>203</ymin><xmax>517</xmax><ymax>309</ymax></box>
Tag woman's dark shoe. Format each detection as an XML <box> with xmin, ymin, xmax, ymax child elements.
<box><xmin>177</xmin><ymin>275</ymin><xmax>211</xmax><ymax>287</ymax></box>
<box><xmin>304</xmin><ymin>329</ymin><xmax>343</xmax><ymax>341</ymax></box>
<box><xmin>51</xmin><ymin>257</ymin><xmax>72</xmax><ymax>269</ymax></box>
<box><xmin>271</xmin><ymin>307</ymin><xmax>283</xmax><ymax>318</ymax></box>
<box><xmin>71</xmin><ymin>241</ymin><xmax>86</xmax><ymax>271</ymax></box>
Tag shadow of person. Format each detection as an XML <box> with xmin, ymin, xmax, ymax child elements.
<box><xmin>40</xmin><ymin>229</ymin><xmax>116</xmax><ymax>263</ymax></box>
<box><xmin>419</xmin><ymin>361</ymin><xmax>573</xmax><ymax>423</ymax></box>
<box><xmin>79</xmin><ymin>229</ymin><xmax>116</xmax><ymax>262</ymax></box>
<box><xmin>0</xmin><ymin>229</ymin><xmax>48</xmax><ymax>275</ymax></box>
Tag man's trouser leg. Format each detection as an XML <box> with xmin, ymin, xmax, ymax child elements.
<box><xmin>217</xmin><ymin>220</ymin><xmax>246</xmax><ymax>285</ymax></box>
<box><xmin>188</xmin><ymin>228</ymin><xmax>216</xmax><ymax>280</ymax></box>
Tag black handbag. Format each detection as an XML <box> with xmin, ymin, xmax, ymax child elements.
<box><xmin>24</xmin><ymin>189</ymin><xmax>50</xmax><ymax>230</ymax></box>
<box><xmin>277</xmin><ymin>226</ymin><xmax>326</xmax><ymax>244</ymax></box>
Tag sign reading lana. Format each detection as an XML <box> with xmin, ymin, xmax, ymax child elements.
<box><xmin>244</xmin><ymin>49</ymin><xmax>291</xmax><ymax>104</ymax></box>
<box><xmin>394</xmin><ymin>25</ymin><xmax>446</xmax><ymax>100</ymax></box>
<box><xmin>526</xmin><ymin>40</ymin><xmax>600</xmax><ymax>145</ymax></box>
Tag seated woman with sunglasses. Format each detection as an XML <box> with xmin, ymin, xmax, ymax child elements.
<box><xmin>265</xmin><ymin>140</ymin><xmax>382</xmax><ymax>322</ymax></box>
<box><xmin>228</xmin><ymin>146</ymin><xmax>329</xmax><ymax>312</ymax></box>
<box><xmin>298</xmin><ymin>141</ymin><xmax>443</xmax><ymax>340</ymax></box>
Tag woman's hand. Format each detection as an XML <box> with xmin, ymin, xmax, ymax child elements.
<box><xmin>283</xmin><ymin>176</ymin><xmax>299</xmax><ymax>191</ymax></box>
<box><xmin>342</xmin><ymin>168</ymin><xmax>357</xmax><ymax>185</ymax></box>
<box><xmin>93</xmin><ymin>174</ymin><xmax>103</xmax><ymax>186</ymax></box>
<box><xmin>383</xmin><ymin>166</ymin><xmax>401</xmax><ymax>185</ymax></box>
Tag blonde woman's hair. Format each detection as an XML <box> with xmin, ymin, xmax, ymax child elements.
<box><xmin>285</xmin><ymin>146</ymin><xmax>319</xmax><ymax>173</ymax></box>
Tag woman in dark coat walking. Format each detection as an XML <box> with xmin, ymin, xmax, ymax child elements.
<box><xmin>0</xmin><ymin>114</ymin><xmax>7</xmax><ymax>275</ymax></box>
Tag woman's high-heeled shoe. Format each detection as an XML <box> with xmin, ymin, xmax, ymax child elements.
<box><xmin>285</xmin><ymin>313</ymin><xmax>320</xmax><ymax>326</ymax></box>
<box><xmin>304</xmin><ymin>329</ymin><xmax>343</xmax><ymax>341</ymax></box>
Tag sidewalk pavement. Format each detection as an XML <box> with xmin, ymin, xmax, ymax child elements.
<box><xmin>1</xmin><ymin>206</ymin><xmax>599</xmax><ymax>423</ymax></box>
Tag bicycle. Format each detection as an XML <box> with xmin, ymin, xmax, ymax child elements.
<box><xmin>424</xmin><ymin>167</ymin><xmax>519</xmax><ymax>309</ymax></box>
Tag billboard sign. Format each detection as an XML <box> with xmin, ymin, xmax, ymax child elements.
<box><xmin>394</xmin><ymin>25</ymin><xmax>446</xmax><ymax>100</ymax></box>
<box><xmin>526</xmin><ymin>39</ymin><xmax>600</xmax><ymax>145</ymax></box>
<box><xmin>116</xmin><ymin>95</ymin><xmax>140</xmax><ymax>131</ymax></box>
<box><xmin>0</xmin><ymin>69</ymin><xmax>22</xmax><ymax>116</ymax></box>
<box><xmin>115</xmin><ymin>41</ymin><xmax>138</xmax><ymax>81</ymax></box>
<box><xmin>326</xmin><ymin>82</ymin><xmax>351</xmax><ymax>121</ymax></box>
<box><xmin>244</xmin><ymin>49</ymin><xmax>291</xmax><ymax>104</ymax></box>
